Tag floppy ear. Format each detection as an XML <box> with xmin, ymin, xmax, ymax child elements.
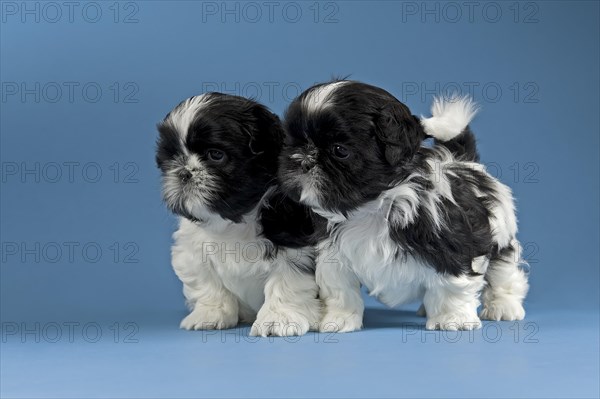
<box><xmin>374</xmin><ymin>103</ymin><xmax>426</xmax><ymax>166</ymax></box>
<box><xmin>249</xmin><ymin>104</ymin><xmax>283</xmax><ymax>156</ymax></box>
<box><xmin>242</xmin><ymin>104</ymin><xmax>284</xmax><ymax>177</ymax></box>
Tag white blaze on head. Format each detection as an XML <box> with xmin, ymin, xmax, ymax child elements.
<box><xmin>167</xmin><ymin>94</ymin><xmax>213</xmax><ymax>142</ymax></box>
<box><xmin>302</xmin><ymin>81</ymin><xmax>349</xmax><ymax>114</ymax></box>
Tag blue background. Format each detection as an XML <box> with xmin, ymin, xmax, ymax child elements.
<box><xmin>1</xmin><ymin>1</ymin><xmax>598</xmax><ymax>397</ymax></box>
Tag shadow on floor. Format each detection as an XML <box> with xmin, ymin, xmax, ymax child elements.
<box><xmin>363</xmin><ymin>307</ymin><xmax>427</xmax><ymax>330</ymax></box>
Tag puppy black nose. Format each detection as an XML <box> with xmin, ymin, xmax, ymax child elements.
<box><xmin>179</xmin><ymin>169</ymin><xmax>192</xmax><ymax>182</ymax></box>
<box><xmin>301</xmin><ymin>162</ymin><xmax>312</xmax><ymax>173</ymax></box>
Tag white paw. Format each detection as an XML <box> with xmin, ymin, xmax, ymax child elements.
<box><xmin>180</xmin><ymin>306</ymin><xmax>238</xmax><ymax>330</ymax></box>
<box><xmin>250</xmin><ymin>307</ymin><xmax>313</xmax><ymax>337</ymax></box>
<box><xmin>319</xmin><ymin>310</ymin><xmax>363</xmax><ymax>333</ymax></box>
<box><xmin>426</xmin><ymin>312</ymin><xmax>481</xmax><ymax>331</ymax></box>
<box><xmin>480</xmin><ymin>300</ymin><xmax>525</xmax><ymax>321</ymax></box>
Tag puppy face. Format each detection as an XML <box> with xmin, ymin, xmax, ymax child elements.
<box><xmin>156</xmin><ymin>93</ymin><xmax>282</xmax><ymax>223</ymax></box>
<box><xmin>279</xmin><ymin>81</ymin><xmax>425</xmax><ymax>215</ymax></box>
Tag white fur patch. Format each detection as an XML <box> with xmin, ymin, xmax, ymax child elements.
<box><xmin>472</xmin><ymin>255</ymin><xmax>490</xmax><ymax>274</ymax></box>
<box><xmin>298</xmin><ymin>175</ymin><xmax>322</xmax><ymax>208</ymax></box>
<box><xmin>480</xmin><ymin>240</ymin><xmax>528</xmax><ymax>321</ymax></box>
<box><xmin>384</xmin><ymin>180</ymin><xmax>423</xmax><ymax>228</ymax></box>
<box><xmin>420</xmin><ymin>95</ymin><xmax>478</xmax><ymax>141</ymax></box>
<box><xmin>167</xmin><ymin>94</ymin><xmax>213</xmax><ymax>141</ymax></box>
<box><xmin>302</xmin><ymin>81</ymin><xmax>349</xmax><ymax>114</ymax></box>
<box><xmin>487</xmin><ymin>181</ymin><xmax>518</xmax><ymax>249</ymax></box>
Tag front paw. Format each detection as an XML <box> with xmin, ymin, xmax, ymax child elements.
<box><xmin>426</xmin><ymin>312</ymin><xmax>481</xmax><ymax>331</ymax></box>
<box><xmin>480</xmin><ymin>300</ymin><xmax>525</xmax><ymax>321</ymax></box>
<box><xmin>319</xmin><ymin>310</ymin><xmax>363</xmax><ymax>333</ymax></box>
<box><xmin>180</xmin><ymin>306</ymin><xmax>238</xmax><ymax>330</ymax></box>
<box><xmin>250</xmin><ymin>307</ymin><xmax>313</xmax><ymax>337</ymax></box>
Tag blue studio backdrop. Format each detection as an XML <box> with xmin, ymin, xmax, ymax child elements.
<box><xmin>1</xmin><ymin>1</ymin><xmax>599</xmax><ymax>398</ymax></box>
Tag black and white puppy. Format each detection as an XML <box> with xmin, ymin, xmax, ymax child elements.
<box><xmin>279</xmin><ymin>81</ymin><xmax>529</xmax><ymax>331</ymax></box>
<box><xmin>156</xmin><ymin>93</ymin><xmax>321</xmax><ymax>336</ymax></box>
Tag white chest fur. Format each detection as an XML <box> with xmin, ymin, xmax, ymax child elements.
<box><xmin>172</xmin><ymin>218</ymin><xmax>276</xmax><ymax>313</ymax></box>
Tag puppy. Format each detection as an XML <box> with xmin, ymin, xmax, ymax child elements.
<box><xmin>156</xmin><ymin>93</ymin><xmax>320</xmax><ymax>336</ymax></box>
<box><xmin>279</xmin><ymin>80</ymin><xmax>529</xmax><ymax>331</ymax></box>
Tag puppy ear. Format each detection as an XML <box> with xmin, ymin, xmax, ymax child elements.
<box><xmin>374</xmin><ymin>104</ymin><xmax>426</xmax><ymax>166</ymax></box>
<box><xmin>248</xmin><ymin>105</ymin><xmax>283</xmax><ymax>157</ymax></box>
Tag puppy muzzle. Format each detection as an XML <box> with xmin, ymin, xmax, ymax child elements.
<box><xmin>179</xmin><ymin>169</ymin><xmax>192</xmax><ymax>183</ymax></box>
<box><xmin>301</xmin><ymin>156</ymin><xmax>316</xmax><ymax>173</ymax></box>
<box><xmin>298</xmin><ymin>145</ymin><xmax>318</xmax><ymax>173</ymax></box>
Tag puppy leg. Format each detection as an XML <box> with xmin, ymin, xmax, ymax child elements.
<box><xmin>317</xmin><ymin>245</ymin><xmax>364</xmax><ymax>333</ymax></box>
<box><xmin>480</xmin><ymin>240</ymin><xmax>529</xmax><ymax>321</ymax></box>
<box><xmin>172</xmin><ymin>242</ymin><xmax>239</xmax><ymax>330</ymax></box>
<box><xmin>424</xmin><ymin>274</ymin><xmax>485</xmax><ymax>330</ymax></box>
<box><xmin>251</xmin><ymin>254</ymin><xmax>320</xmax><ymax>337</ymax></box>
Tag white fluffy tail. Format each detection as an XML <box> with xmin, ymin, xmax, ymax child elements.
<box><xmin>420</xmin><ymin>95</ymin><xmax>479</xmax><ymax>142</ymax></box>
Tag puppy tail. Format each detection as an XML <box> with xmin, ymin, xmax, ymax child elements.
<box><xmin>420</xmin><ymin>95</ymin><xmax>480</xmax><ymax>162</ymax></box>
<box><xmin>420</xmin><ymin>95</ymin><xmax>478</xmax><ymax>141</ymax></box>
<box><xmin>436</xmin><ymin>125</ymin><xmax>480</xmax><ymax>162</ymax></box>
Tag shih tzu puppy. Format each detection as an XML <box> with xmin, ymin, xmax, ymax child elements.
<box><xmin>279</xmin><ymin>80</ymin><xmax>529</xmax><ymax>331</ymax></box>
<box><xmin>156</xmin><ymin>93</ymin><xmax>321</xmax><ymax>336</ymax></box>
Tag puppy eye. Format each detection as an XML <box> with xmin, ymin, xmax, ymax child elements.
<box><xmin>332</xmin><ymin>145</ymin><xmax>350</xmax><ymax>159</ymax></box>
<box><xmin>207</xmin><ymin>149</ymin><xmax>226</xmax><ymax>162</ymax></box>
